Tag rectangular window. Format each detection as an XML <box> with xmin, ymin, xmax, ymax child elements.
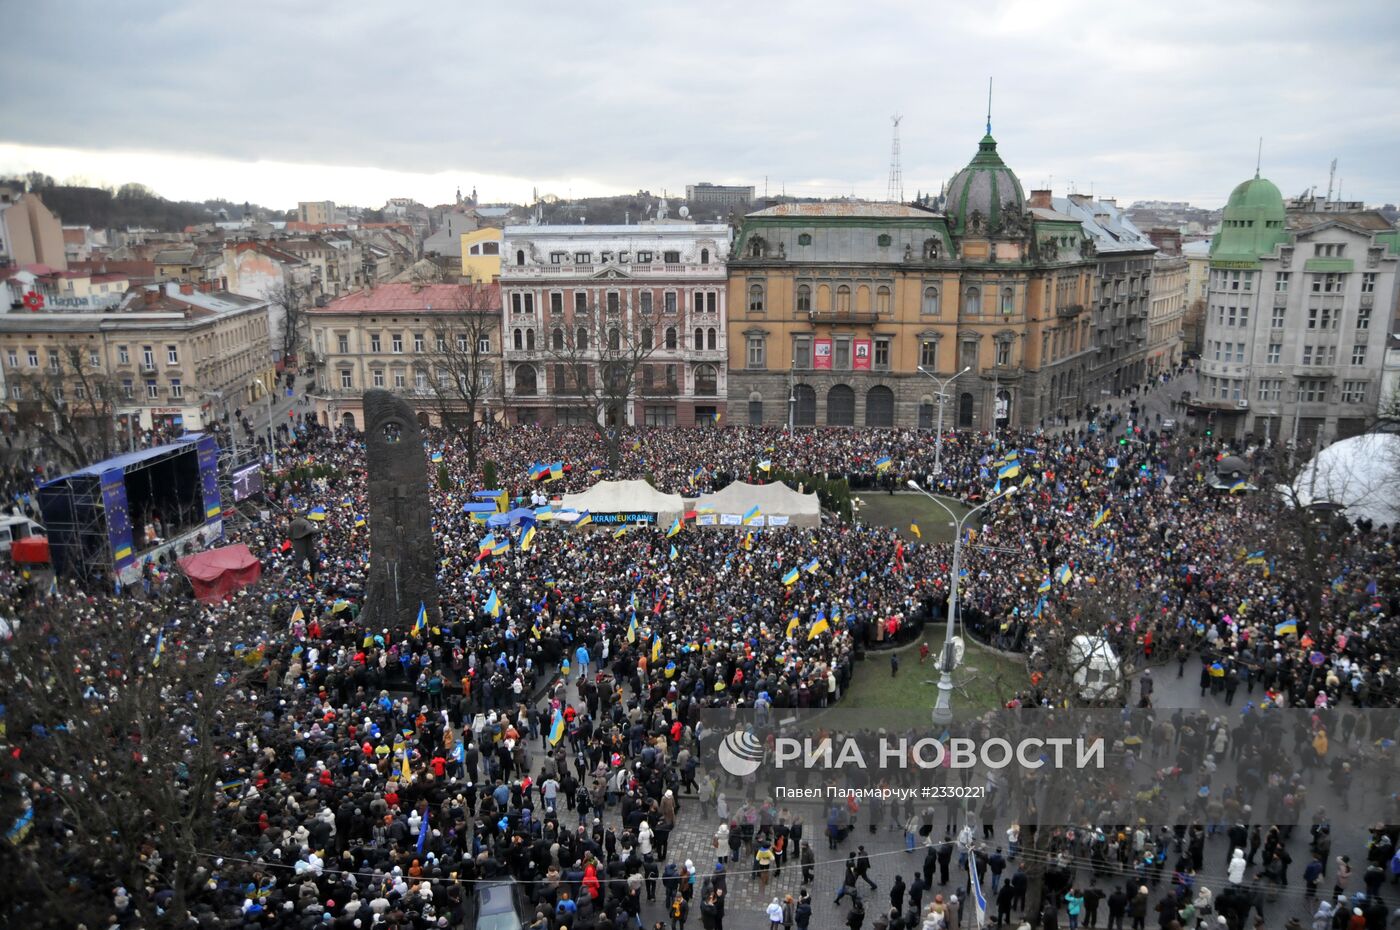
<box><xmin>747</xmin><ymin>335</ymin><xmax>766</xmax><ymax>370</ymax></box>
<box><xmin>574</xmin><ymin>292</ymin><xmax>587</xmax><ymax>314</ymax></box>
<box><xmin>1274</xmin><ymin>272</ymin><xmax>1290</xmax><ymax>292</ymax></box>
<box><xmin>1271</xmin><ymin>306</ymin><xmax>1285</xmax><ymax>328</ymax></box>
<box><xmin>1361</xmin><ymin>273</ymin><xmax>1376</xmax><ymax>293</ymax></box>
<box><xmin>573</xmin><ymin>252</ymin><xmax>591</xmax><ymax>264</ymax></box>
<box><xmin>834</xmin><ymin>336</ymin><xmax>851</xmax><ymax>370</ymax></box>
<box><xmin>4</xmin><ymin>350</ymin><xmax>14</xmax><ymax>368</ymax></box>
<box><xmin>639</xmin><ymin>292</ymin><xmax>653</xmax><ymax>315</ymax></box>
<box><xmin>920</xmin><ymin>339</ymin><xmax>937</xmax><ymax>369</ymax></box>
<box><xmin>1266</xmin><ymin>343</ymin><xmax>1281</xmax><ymax>364</ymax></box>
<box><xmin>706</xmin><ymin>292</ymin><xmax>717</xmax><ymax>313</ymax></box>
<box><xmin>337</xmin><ymin>333</ymin><xmax>349</xmax><ymax>354</ymax></box>
<box><xmin>370</xmin><ymin>334</ymin><xmax>381</xmax><ymax>352</ymax></box>
<box><xmin>1356</xmin><ymin>306</ymin><xmax>1371</xmax><ymax>330</ymax></box>
<box><xmin>145</xmin><ymin>379</ymin><xmax>158</xmax><ymax>399</ymax></box>
<box><xmin>26</xmin><ymin>350</ymin><xmax>37</xmax><ymax>368</ymax></box>
<box><xmin>1310</xmin><ymin>273</ymin><xmax>1343</xmax><ymax>293</ymax></box>
<box><xmin>1341</xmin><ymin>381</ymin><xmax>1367</xmax><ymax>404</ymax></box>
<box><xmin>637</xmin><ymin>251</ymin><xmax>652</xmax><ymax>263</ymax></box>
<box><xmin>117</xmin><ymin>345</ymin><xmax>129</xmax><ymax>364</ymax></box>
<box><xmin>523</xmin><ymin>293</ymin><xmax>533</xmax><ymax>313</ymax></box>
<box><xmin>166</xmin><ymin>344</ymin><xmax>178</xmax><ymax>365</ymax></box>
<box><xmin>663</xmin><ymin>250</ymin><xmax>681</xmax><ymax>263</ymax></box>
<box><xmin>121</xmin><ymin>378</ymin><xmax>133</xmax><ymax>398</ymax></box>
<box><xmin>618</xmin><ymin>252</ymin><xmax>629</xmax><ymax>264</ymax></box>
<box><xmin>1351</xmin><ymin>344</ymin><xmax>1367</xmax><ymax>366</ymax></box>
<box><xmin>995</xmin><ymin>341</ymin><xmax>1011</xmax><ymax>366</ymax></box>
<box><xmin>391</xmin><ymin>334</ymin><xmax>403</xmax><ymax>354</ymax></box>
<box><xmin>874</xmin><ymin>338</ymin><xmax>891</xmax><ymax>370</ymax></box>
<box><xmin>550</xmin><ymin>292</ymin><xmax>563</xmax><ymax>314</ymax></box>
<box><xmin>1299</xmin><ymin>380</ymin><xmax>1327</xmax><ymax>403</ymax></box>
<box><xmin>644</xmin><ymin>405</ymin><xmax>677</xmax><ymax>427</ymax></box>
<box><xmin>169</xmin><ymin>378</ymin><xmax>182</xmax><ymax>398</ymax></box>
<box><xmin>607</xmin><ymin>292</ymin><xmax>620</xmax><ymax>315</ymax></box>
<box><xmin>478</xmin><ymin>336</ymin><xmax>491</xmax><ymax>353</ymax></box>
<box><xmin>600</xmin><ymin>251</ymin><xmax>613</xmax><ymax>264</ymax></box>
<box><xmin>142</xmin><ymin>346</ymin><xmax>154</xmax><ymax>368</ymax></box>
<box><xmin>339</xmin><ymin>369</ymin><xmax>352</xmax><ymax>389</ymax></box>
<box><xmin>793</xmin><ymin>335</ymin><xmax>812</xmax><ymax>369</ymax></box>
<box><xmin>372</xmin><ymin>369</ymin><xmax>384</xmax><ymax>387</ymax></box>
<box><xmin>664</xmin><ymin>292</ymin><xmax>677</xmax><ymax>314</ymax></box>
<box><xmin>47</xmin><ymin>350</ymin><xmax>59</xmax><ymax>372</ymax></box>
<box><xmin>89</xmin><ymin>350</ymin><xmax>99</xmax><ymax>368</ymax></box>
<box><xmin>550</xmin><ymin>252</ymin><xmax>567</xmax><ymax>264</ymax></box>
<box><xmin>1257</xmin><ymin>379</ymin><xmax>1281</xmax><ymax>401</ymax></box>
<box><xmin>393</xmin><ymin>371</ymin><xmax>405</xmax><ymax>388</ymax></box>
<box><xmin>413</xmin><ymin>333</ymin><xmax>424</xmax><ymax>353</ymax></box>
<box><xmin>8</xmin><ymin>385</ymin><xmax>19</xmax><ymax>400</ymax></box>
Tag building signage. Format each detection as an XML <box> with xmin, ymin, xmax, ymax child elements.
<box><xmin>853</xmin><ymin>339</ymin><xmax>872</xmax><ymax>371</ymax></box>
<box><xmin>589</xmin><ymin>512</ymin><xmax>656</xmax><ymax>525</ymax></box>
<box><xmin>1210</xmin><ymin>260</ymin><xmax>1259</xmax><ymax>271</ymax></box>
<box><xmin>814</xmin><ymin>338</ymin><xmax>832</xmax><ymax>369</ymax></box>
<box><xmin>44</xmin><ymin>295</ymin><xmax>122</xmax><ymax>309</ymax></box>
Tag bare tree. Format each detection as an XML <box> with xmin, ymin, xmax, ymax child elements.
<box><xmin>412</xmin><ymin>284</ymin><xmax>500</xmax><ymax>475</ymax></box>
<box><xmin>540</xmin><ymin>295</ymin><xmax>666</xmax><ymax>466</ymax></box>
<box><xmin>264</xmin><ymin>277</ymin><xmax>313</xmax><ymax>364</ymax></box>
<box><xmin>11</xmin><ymin>346</ymin><xmax>122</xmax><ymax>471</ymax></box>
<box><xmin>0</xmin><ymin>595</ymin><xmax>241</xmax><ymax>929</ymax></box>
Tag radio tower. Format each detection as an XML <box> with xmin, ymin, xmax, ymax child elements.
<box><xmin>886</xmin><ymin>115</ymin><xmax>903</xmax><ymax>203</ymax></box>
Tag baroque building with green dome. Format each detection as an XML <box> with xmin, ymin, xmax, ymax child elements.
<box><xmin>725</xmin><ymin>131</ymin><xmax>1098</xmax><ymax>431</ymax></box>
<box><xmin>1199</xmin><ymin>175</ymin><xmax>1400</xmax><ymax>444</ymax></box>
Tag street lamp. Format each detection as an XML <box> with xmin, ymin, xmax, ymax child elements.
<box><xmin>254</xmin><ymin>377</ymin><xmax>277</xmax><ymax>472</ymax></box>
<box><xmin>917</xmin><ymin>365</ymin><xmax>971</xmax><ymax>477</ymax></box>
<box><xmin>907</xmin><ymin>479</ymin><xmax>1019</xmax><ymax>725</ymax></box>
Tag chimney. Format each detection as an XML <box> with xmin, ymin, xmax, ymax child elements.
<box><xmin>1029</xmin><ymin>189</ymin><xmax>1053</xmax><ymax>209</ymax></box>
<box><xmin>1101</xmin><ymin>197</ymin><xmax>1117</xmax><ymax>209</ymax></box>
<box><xmin>179</xmin><ymin>283</ymin><xmax>194</xmax><ymax>295</ymax></box>
<box><xmin>143</xmin><ymin>288</ymin><xmax>160</xmax><ymax>306</ymax></box>
<box><xmin>1068</xmin><ymin>193</ymin><xmax>1093</xmax><ymax>206</ymax></box>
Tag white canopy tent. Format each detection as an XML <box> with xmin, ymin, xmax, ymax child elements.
<box><xmin>692</xmin><ymin>480</ymin><xmax>822</xmax><ymax>529</ymax></box>
<box><xmin>1291</xmin><ymin>433</ymin><xmax>1400</xmax><ymax>527</ymax></box>
<box><xmin>559</xmin><ymin>480</ymin><xmax>685</xmax><ymax>527</ymax></box>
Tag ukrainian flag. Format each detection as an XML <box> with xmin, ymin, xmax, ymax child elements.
<box><xmin>998</xmin><ymin>462</ymin><xmax>1020</xmax><ymax>480</ymax></box>
<box><xmin>909</xmin><ymin>523</ymin><xmax>921</xmax><ymax>539</ymax></box>
<box><xmin>742</xmin><ymin>506</ymin><xmax>761</xmax><ymax>525</ymax></box>
<box><xmin>152</xmin><ymin>630</ymin><xmax>165</xmax><ymax>667</ymax></box>
<box><xmin>785</xmin><ymin>614</ymin><xmax>800</xmax><ymax>639</ymax></box>
<box><xmin>484</xmin><ymin>590</ymin><xmax>501</xmax><ymax>618</ymax></box>
<box><xmin>549</xmin><ymin>709</ymin><xmax>565</xmax><ymax>746</ymax></box>
<box><xmin>626</xmin><ymin>615</ymin><xmax>638</xmax><ymax>643</ymax></box>
<box><xmin>492</xmin><ymin>536</ymin><xmax>510</xmax><ymax>555</ymax></box>
<box><xmin>1038</xmin><ymin>576</ymin><xmax>1052</xmax><ymax>593</ymax></box>
<box><xmin>613</xmin><ymin>526</ymin><xmax>627</xmax><ymax>539</ymax></box>
<box><xmin>670</xmin><ymin>544</ymin><xmax>678</xmax><ymax>561</ymax></box>
<box><xmin>803</xmin><ymin>557</ymin><xmax>820</xmax><ymax>574</ymax></box>
<box><xmin>808</xmin><ymin>616</ymin><xmax>830</xmax><ymax>640</ymax></box>
<box><xmin>1229</xmin><ymin>480</ymin><xmax>1248</xmax><ymax>495</ymax></box>
<box><xmin>666</xmin><ymin>518</ymin><xmax>681</xmax><ymax>538</ymax></box>
<box><xmin>1245</xmin><ymin>550</ymin><xmax>1266</xmax><ymax>565</ymax></box>
<box><xmin>520</xmin><ymin>525</ymin><xmax>536</xmax><ymax>551</ymax></box>
<box><xmin>1056</xmin><ymin>564</ymin><xmax>1073</xmax><ymax>585</ymax></box>
<box><xmin>431</xmin><ymin>451</ymin><xmax>444</xmax><ymax>463</ymax></box>
<box><xmin>576</xmin><ymin>511</ymin><xmax>592</xmax><ymax>527</ymax></box>
<box><xmin>875</xmin><ymin>456</ymin><xmax>892</xmax><ymax>472</ymax></box>
<box><xmin>757</xmin><ymin>459</ymin><xmax>772</xmax><ymax>472</ymax></box>
<box><xmin>415</xmin><ymin>601</ymin><xmax>428</xmax><ymax>635</ymax></box>
<box><xmin>547</xmin><ymin>461</ymin><xmax>564</xmax><ymax>482</ymax></box>
<box><xmin>354</xmin><ymin>514</ymin><xmax>367</xmax><ymax>527</ymax></box>
<box><xmin>1274</xmin><ymin>620</ymin><xmax>1298</xmax><ymax>636</ymax></box>
<box><xmin>1209</xmin><ymin>662</ymin><xmax>1225</xmax><ymax>678</ymax></box>
<box><xmin>782</xmin><ymin>567</ymin><xmax>800</xmax><ymax>586</ymax></box>
<box><xmin>651</xmin><ymin>635</ymin><xmax>662</xmax><ymax>664</ymax></box>
<box><xmin>307</xmin><ymin>505</ymin><xmax>327</xmax><ymax>521</ymax></box>
<box><xmin>1092</xmin><ymin>508</ymin><xmax>1111</xmax><ymax>529</ymax></box>
<box><xmin>478</xmin><ymin>534</ymin><xmax>497</xmax><ymax>552</ymax></box>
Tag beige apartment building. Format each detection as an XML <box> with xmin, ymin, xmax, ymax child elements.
<box><xmin>0</xmin><ymin>281</ymin><xmax>274</xmax><ymax>437</ymax></box>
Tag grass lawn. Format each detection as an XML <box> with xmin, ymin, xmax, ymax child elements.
<box><xmin>854</xmin><ymin>492</ymin><xmax>969</xmax><ymax>544</ymax></box>
<box><xmin>844</xmin><ymin>629</ymin><xmax>1026</xmax><ymax>714</ymax></box>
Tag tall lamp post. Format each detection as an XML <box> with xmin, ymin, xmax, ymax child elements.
<box><xmin>917</xmin><ymin>365</ymin><xmax>971</xmax><ymax>477</ymax></box>
<box><xmin>907</xmin><ymin>479</ymin><xmax>1019</xmax><ymax>724</ymax></box>
<box><xmin>254</xmin><ymin>377</ymin><xmax>277</xmax><ymax>472</ymax></box>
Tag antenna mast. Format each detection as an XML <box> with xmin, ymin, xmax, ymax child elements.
<box><xmin>886</xmin><ymin>115</ymin><xmax>904</xmax><ymax>203</ymax></box>
<box><xmin>1326</xmin><ymin>158</ymin><xmax>1337</xmax><ymax>202</ymax></box>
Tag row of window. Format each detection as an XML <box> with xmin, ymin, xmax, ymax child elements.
<box><xmin>1215</xmin><ymin>270</ymin><xmax>1377</xmax><ymax>294</ymax></box>
<box><xmin>745</xmin><ymin>334</ymin><xmax>1010</xmax><ymax>371</ymax></box>
<box><xmin>335</xmin><ymin>368</ymin><xmax>497</xmax><ymax>392</ymax></box>
<box><xmin>507</xmin><ymin>363</ymin><xmax>719</xmax><ymax>397</ymax></box>
<box><xmin>535</xmin><ymin>248</ymin><xmax>697</xmax><ymax>266</ymax></box>
<box><xmin>1219</xmin><ymin>302</ymin><xmax>1374</xmax><ymax>331</ymax></box>
<box><xmin>4</xmin><ymin>344</ymin><xmax>180</xmax><ymax>371</ymax></box>
<box><xmin>1205</xmin><ymin>376</ymin><xmax>1370</xmax><ymax>406</ymax></box>
<box><xmin>509</xmin><ymin>290</ymin><xmax>720</xmax><ymax>316</ymax></box>
<box><xmin>748</xmin><ymin>283</ymin><xmax>1017</xmax><ymax>316</ymax></box>
<box><xmin>8</xmin><ymin>377</ymin><xmax>183</xmax><ymax>402</ymax></box>
<box><xmin>507</xmin><ymin>326</ymin><xmax>721</xmax><ymax>353</ymax></box>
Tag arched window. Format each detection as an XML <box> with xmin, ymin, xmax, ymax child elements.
<box><xmin>1001</xmin><ymin>287</ymin><xmax>1014</xmax><ymax>314</ymax></box>
<box><xmin>875</xmin><ymin>286</ymin><xmax>891</xmax><ymax>314</ymax></box>
<box><xmin>515</xmin><ymin>364</ymin><xmax>537</xmax><ymax>396</ymax></box>
<box><xmin>836</xmin><ymin>285</ymin><xmax>851</xmax><ymax>314</ymax></box>
<box><xmin>796</xmin><ymin>284</ymin><xmax>811</xmax><ymax>313</ymax></box>
<box><xmin>607</xmin><ymin>328</ymin><xmax>620</xmax><ymax>351</ymax></box>
<box><xmin>515</xmin><ymin>249</ymin><xmax>525</xmax><ymax>267</ymax></box>
<box><xmin>641</xmin><ymin>327</ymin><xmax>653</xmax><ymax>350</ymax></box>
<box><xmin>964</xmin><ymin>287</ymin><xmax>981</xmax><ymax>316</ymax></box>
<box><xmin>694</xmin><ymin>364</ymin><xmax>718</xmax><ymax>396</ymax></box>
<box><xmin>665</xmin><ymin>327</ymin><xmax>677</xmax><ymax>350</ymax></box>
<box><xmin>707</xmin><ymin>328</ymin><xmax>717</xmax><ymax>350</ymax></box>
<box><xmin>695</xmin><ymin>328</ymin><xmax>704</xmax><ymax>350</ymax></box>
<box><xmin>958</xmin><ymin>391</ymin><xmax>974</xmax><ymax>427</ymax></box>
<box><xmin>793</xmin><ymin>383</ymin><xmax>817</xmax><ymax>426</ymax></box>
<box><xmin>526</xmin><ymin>329</ymin><xmax>535</xmax><ymax>351</ymax></box>
<box><xmin>866</xmin><ymin>385</ymin><xmax>895</xmax><ymax>427</ymax></box>
<box><xmin>701</xmin><ymin>248</ymin><xmax>710</xmax><ymax>264</ymax></box>
<box><xmin>552</xmin><ymin>328</ymin><xmax>564</xmax><ymax>350</ymax></box>
<box><xmin>827</xmin><ymin>384</ymin><xmax>855</xmax><ymax>426</ymax></box>
<box><xmin>513</xmin><ymin>328</ymin><xmax>523</xmax><ymax>350</ymax></box>
<box><xmin>748</xmin><ymin>283</ymin><xmax>765</xmax><ymax>312</ymax></box>
<box><xmin>576</xmin><ymin>327</ymin><xmax>588</xmax><ymax>350</ymax></box>
<box><xmin>922</xmin><ymin>286</ymin><xmax>940</xmax><ymax>316</ymax></box>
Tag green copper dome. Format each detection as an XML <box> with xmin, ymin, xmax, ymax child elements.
<box><xmin>945</xmin><ymin>133</ymin><xmax>1026</xmax><ymax>237</ymax></box>
<box><xmin>1209</xmin><ymin>174</ymin><xmax>1288</xmax><ymax>266</ymax></box>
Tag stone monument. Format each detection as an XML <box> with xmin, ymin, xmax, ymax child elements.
<box><xmin>360</xmin><ymin>389</ymin><xmax>439</xmax><ymax>632</ymax></box>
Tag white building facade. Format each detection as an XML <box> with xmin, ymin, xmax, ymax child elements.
<box><xmin>499</xmin><ymin>223</ymin><xmax>732</xmax><ymax>428</ymax></box>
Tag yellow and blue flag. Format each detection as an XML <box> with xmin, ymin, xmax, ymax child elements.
<box><xmin>670</xmin><ymin>544</ymin><xmax>679</xmax><ymax>561</ymax></box>
<box><xmin>997</xmin><ymin>462</ymin><xmax>1020</xmax><ymax>480</ymax></box>
<box><xmin>1274</xmin><ymin>620</ymin><xmax>1297</xmax><ymax>636</ymax></box>
<box><xmin>492</xmin><ymin>536</ymin><xmax>510</xmax><ymax>556</ymax></box>
<box><xmin>354</xmin><ymin>514</ymin><xmax>366</xmax><ymax>527</ymax></box>
<box><xmin>875</xmin><ymin>456</ymin><xmax>892</xmax><ymax>472</ymax></box>
<box><xmin>1092</xmin><ymin>508</ymin><xmax>1111</xmax><ymax>529</ymax></box>
<box><xmin>152</xmin><ymin>630</ymin><xmax>165</xmax><ymax>667</ymax></box>
<box><xmin>1056</xmin><ymin>564</ymin><xmax>1073</xmax><ymax>585</ymax></box>
<box><xmin>782</xmin><ymin>567</ymin><xmax>800</xmax><ymax>586</ymax></box>
<box><xmin>785</xmin><ymin>614</ymin><xmax>800</xmax><ymax>639</ymax></box>
<box><xmin>742</xmin><ymin>506</ymin><xmax>761</xmax><ymax>525</ymax></box>
<box><xmin>414</xmin><ymin>601</ymin><xmax>428</xmax><ymax>635</ymax></box>
<box><xmin>651</xmin><ymin>635</ymin><xmax>662</xmax><ymax>664</ymax></box>
<box><xmin>1229</xmin><ymin>480</ymin><xmax>1248</xmax><ymax>495</ymax></box>
<box><xmin>1245</xmin><ymin>550</ymin><xmax>1266</xmax><ymax>565</ymax></box>
<box><xmin>808</xmin><ymin>616</ymin><xmax>830</xmax><ymax>640</ymax></box>
<box><xmin>520</xmin><ymin>525</ymin><xmax>537</xmax><ymax>551</ymax></box>
<box><xmin>613</xmin><ymin>526</ymin><xmax>627</xmax><ymax>539</ymax></box>
<box><xmin>307</xmin><ymin>505</ymin><xmax>326</xmax><ymax>521</ymax></box>
<box><xmin>431</xmin><ymin>451</ymin><xmax>444</xmax><ymax>463</ymax></box>
<box><xmin>549</xmin><ymin>708</ymin><xmax>565</xmax><ymax>746</ymax></box>
<box><xmin>909</xmin><ymin>523</ymin><xmax>921</xmax><ymax>539</ymax></box>
<box><xmin>484</xmin><ymin>589</ymin><xmax>501</xmax><ymax>618</ymax></box>
<box><xmin>803</xmin><ymin>557</ymin><xmax>820</xmax><ymax>575</ymax></box>
<box><xmin>666</xmin><ymin>518</ymin><xmax>681</xmax><ymax>538</ymax></box>
<box><xmin>576</xmin><ymin>511</ymin><xmax>592</xmax><ymax>527</ymax></box>
<box><xmin>626</xmin><ymin>615</ymin><xmax>638</xmax><ymax>643</ymax></box>
<box><xmin>757</xmin><ymin>459</ymin><xmax>772</xmax><ymax>472</ymax></box>
<box><xmin>1037</xmin><ymin>576</ymin><xmax>1052</xmax><ymax>594</ymax></box>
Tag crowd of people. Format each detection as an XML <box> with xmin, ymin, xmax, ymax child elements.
<box><xmin>2</xmin><ymin>367</ymin><xmax>1398</xmax><ymax>930</ymax></box>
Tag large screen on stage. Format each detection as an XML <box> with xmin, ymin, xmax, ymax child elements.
<box><xmin>232</xmin><ymin>464</ymin><xmax>263</xmax><ymax>501</ymax></box>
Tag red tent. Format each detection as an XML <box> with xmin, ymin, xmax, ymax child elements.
<box><xmin>178</xmin><ymin>544</ymin><xmax>262</xmax><ymax>603</ymax></box>
<box><xmin>9</xmin><ymin>536</ymin><xmax>50</xmax><ymax>564</ymax></box>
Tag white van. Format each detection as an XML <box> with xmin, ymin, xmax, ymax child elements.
<box><xmin>0</xmin><ymin>515</ymin><xmax>44</xmax><ymax>555</ymax></box>
<box><xmin>1069</xmin><ymin>634</ymin><xmax>1122</xmax><ymax>702</ymax></box>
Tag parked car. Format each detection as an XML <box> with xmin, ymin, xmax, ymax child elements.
<box><xmin>469</xmin><ymin>879</ymin><xmax>528</xmax><ymax>930</ymax></box>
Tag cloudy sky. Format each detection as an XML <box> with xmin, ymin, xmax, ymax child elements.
<box><xmin>3</xmin><ymin>1</ymin><xmax>1398</xmax><ymax>211</ymax></box>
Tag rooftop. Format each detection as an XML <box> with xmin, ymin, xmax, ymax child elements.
<box><xmin>313</xmin><ymin>282</ymin><xmax>500</xmax><ymax>314</ymax></box>
<box><xmin>746</xmin><ymin>202</ymin><xmax>937</xmax><ymax>219</ymax></box>
<box><xmin>1054</xmin><ymin>195</ymin><xmax>1156</xmax><ymax>255</ymax></box>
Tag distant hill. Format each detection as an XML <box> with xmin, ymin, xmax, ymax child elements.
<box><xmin>19</xmin><ymin>175</ymin><xmax>276</xmax><ymax>231</ymax></box>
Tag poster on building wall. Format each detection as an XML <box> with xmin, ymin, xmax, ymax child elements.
<box><xmin>853</xmin><ymin>339</ymin><xmax>872</xmax><ymax>370</ymax></box>
<box><xmin>814</xmin><ymin>338</ymin><xmax>833</xmax><ymax>369</ymax></box>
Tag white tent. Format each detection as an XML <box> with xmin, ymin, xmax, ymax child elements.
<box><xmin>692</xmin><ymin>480</ymin><xmax>822</xmax><ymax>529</ymax></box>
<box><xmin>559</xmin><ymin>480</ymin><xmax>685</xmax><ymax>527</ymax></box>
<box><xmin>1292</xmin><ymin>433</ymin><xmax>1400</xmax><ymax>527</ymax></box>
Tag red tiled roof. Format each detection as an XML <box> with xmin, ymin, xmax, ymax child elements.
<box><xmin>313</xmin><ymin>282</ymin><xmax>500</xmax><ymax>314</ymax></box>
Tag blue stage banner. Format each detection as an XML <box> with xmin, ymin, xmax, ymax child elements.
<box><xmin>197</xmin><ymin>435</ymin><xmax>222</xmax><ymax>523</ymax></box>
<box><xmin>101</xmin><ymin>470</ymin><xmax>135</xmax><ymax>571</ymax></box>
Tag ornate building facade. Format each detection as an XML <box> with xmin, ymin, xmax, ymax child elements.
<box><xmin>725</xmin><ymin>132</ymin><xmax>1096</xmax><ymax>431</ymax></box>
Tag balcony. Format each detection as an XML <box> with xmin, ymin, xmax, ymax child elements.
<box><xmin>1056</xmin><ymin>303</ymin><xmax>1085</xmax><ymax>318</ymax></box>
<box><xmin>806</xmin><ymin>309</ymin><xmax>881</xmax><ymax>324</ymax></box>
